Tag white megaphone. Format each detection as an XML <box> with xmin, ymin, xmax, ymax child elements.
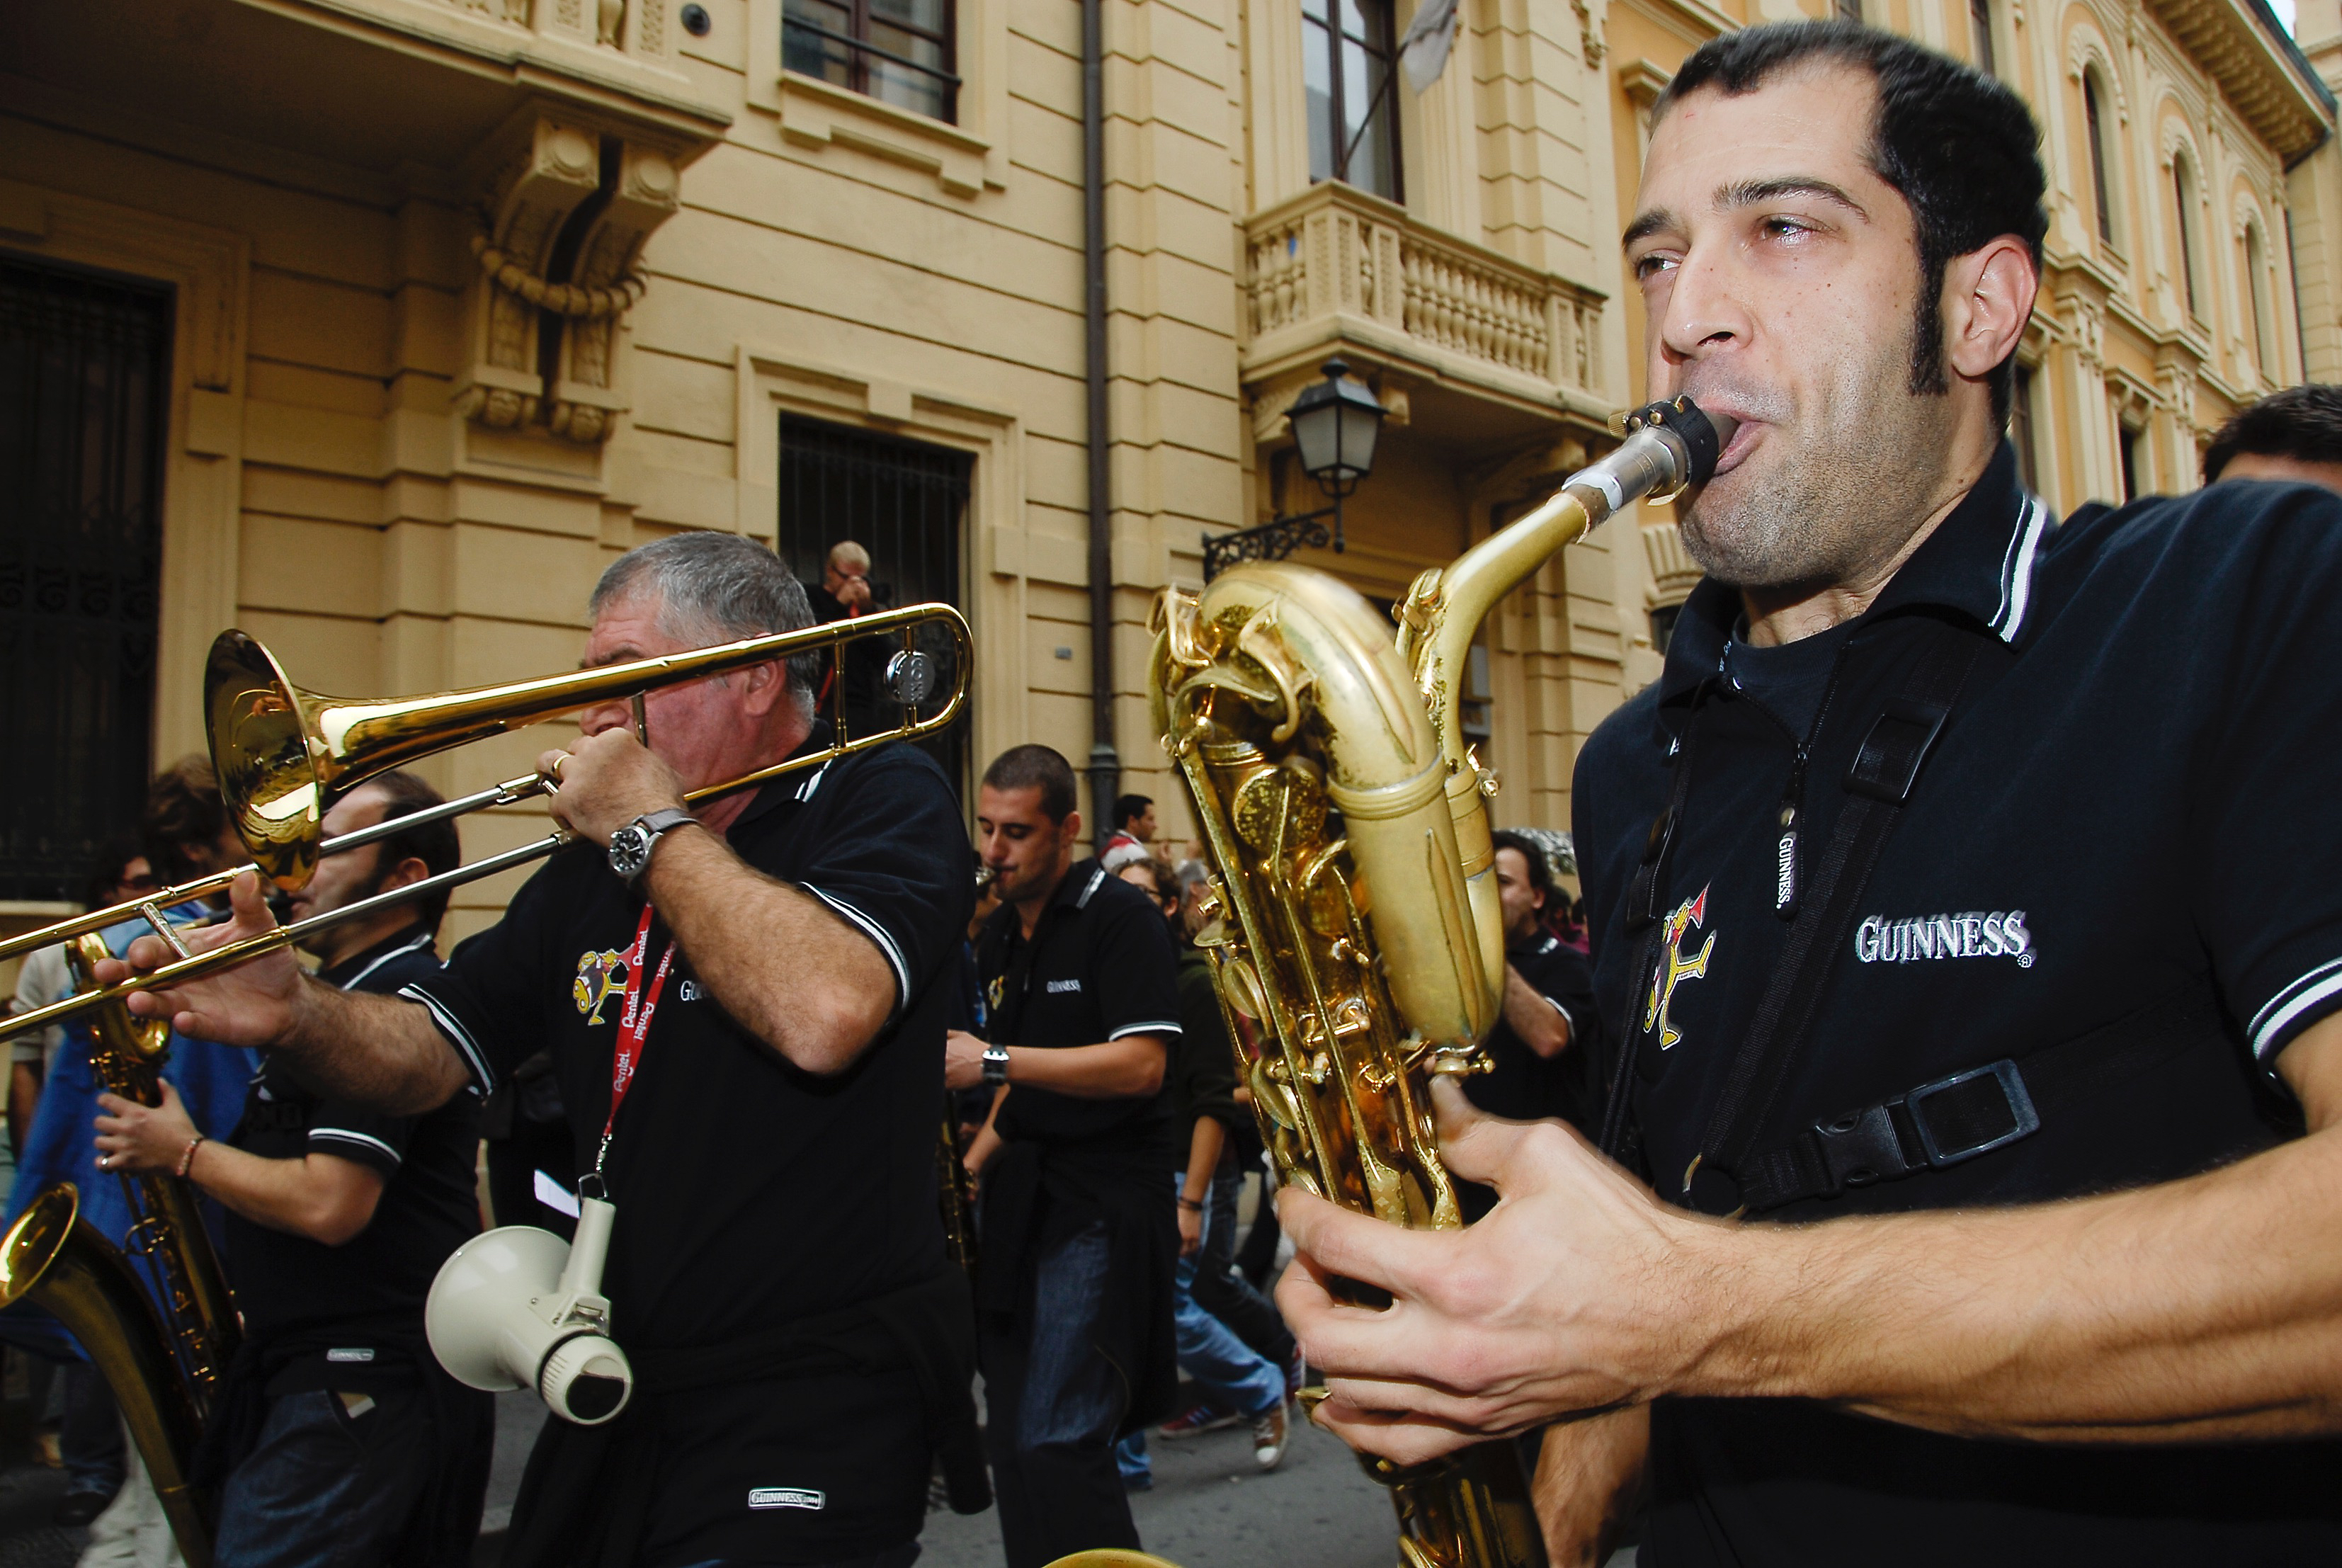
<box><xmin>426</xmin><ymin>1195</ymin><xmax>635</xmax><ymax>1424</ymax></box>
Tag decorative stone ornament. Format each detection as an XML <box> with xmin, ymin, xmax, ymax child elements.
<box><xmin>454</xmin><ymin>113</ymin><xmax>685</xmax><ymax>445</ymax></box>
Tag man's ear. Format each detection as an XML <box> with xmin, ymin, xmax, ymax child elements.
<box><xmin>1062</xmin><ymin>809</ymin><xmax>1084</xmax><ymax>848</ymax></box>
<box><xmin>1943</xmin><ymin>234</ymin><xmax>2038</xmax><ymax>387</ymax></box>
<box><xmin>382</xmin><ymin>854</ymin><xmax>431</xmax><ymax>893</ymax></box>
<box><xmin>737</xmin><ymin>657</ymin><xmax>785</xmax><ymax>717</ymax></box>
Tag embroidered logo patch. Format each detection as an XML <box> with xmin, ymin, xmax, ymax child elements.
<box><xmin>678</xmin><ymin>979</ymin><xmax>703</xmax><ymax>1002</ymax></box>
<box><xmin>1855</xmin><ymin>911</ymin><xmax>2034</xmax><ymax>968</ymax></box>
<box><xmin>1046</xmin><ymin>978</ymin><xmax>1081</xmax><ymax>994</ymax></box>
<box><xmin>573</xmin><ymin>948</ymin><xmax>630</xmax><ymax>1025</ymax></box>
<box><xmin>1644</xmin><ymin>885</ymin><xmax>1717</xmax><ymax>1052</ymax></box>
<box><xmin>325</xmin><ymin>1348</ymin><xmax>375</xmax><ymax>1363</ymax></box>
<box><xmin>747</xmin><ymin>1487</ymin><xmax>825</xmax><ymax>1511</ymax></box>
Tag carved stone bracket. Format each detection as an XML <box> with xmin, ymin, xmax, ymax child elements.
<box><xmin>454</xmin><ymin>112</ymin><xmax>685</xmax><ymax>445</ymax></box>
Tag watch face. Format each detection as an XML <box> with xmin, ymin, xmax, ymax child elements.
<box><xmin>608</xmin><ymin>825</ymin><xmax>652</xmax><ymax>880</ymax></box>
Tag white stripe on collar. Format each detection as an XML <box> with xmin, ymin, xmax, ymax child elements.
<box><xmin>1990</xmin><ymin>495</ymin><xmax>2051</xmax><ymax>642</ymax></box>
<box><xmin>338</xmin><ymin>932</ymin><xmax>436</xmax><ymax>993</ymax></box>
<box><xmin>795</xmin><ymin>759</ymin><xmax>836</xmax><ymax>802</ymax></box>
<box><xmin>1074</xmin><ymin>867</ymin><xmax>1108</xmax><ymax>909</ymax></box>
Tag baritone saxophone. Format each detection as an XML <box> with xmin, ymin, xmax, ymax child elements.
<box><xmin>1147</xmin><ymin>396</ymin><xmax>1732</xmax><ymax>1568</ymax></box>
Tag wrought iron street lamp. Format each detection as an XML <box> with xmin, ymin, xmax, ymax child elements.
<box><xmin>1203</xmin><ymin>358</ymin><xmax>1386</xmax><ymax>581</ymax></box>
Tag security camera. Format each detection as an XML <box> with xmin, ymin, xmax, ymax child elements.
<box><xmin>427</xmin><ymin>1195</ymin><xmax>634</xmax><ymax>1425</ymax></box>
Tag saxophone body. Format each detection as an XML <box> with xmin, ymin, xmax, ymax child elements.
<box><xmin>0</xmin><ymin>930</ymin><xmax>245</xmax><ymax>1567</ymax></box>
<box><xmin>1148</xmin><ymin>397</ymin><xmax>1729</xmax><ymax>1568</ymax></box>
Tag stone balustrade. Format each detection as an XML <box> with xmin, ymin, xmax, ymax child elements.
<box><xmin>1242</xmin><ymin>181</ymin><xmax>1604</xmax><ymax>410</ymax></box>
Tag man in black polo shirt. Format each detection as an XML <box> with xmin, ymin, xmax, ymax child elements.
<box><xmin>945</xmin><ymin>744</ymin><xmax>1178</xmax><ymax>1568</ymax></box>
<box><xmin>1273</xmin><ymin>23</ymin><xmax>2342</xmax><ymax>1568</ymax></box>
<box><xmin>106</xmin><ymin>531</ymin><xmax>980</xmax><ymax>1568</ymax></box>
<box><xmin>93</xmin><ymin>770</ymin><xmax>491</xmax><ymax>1567</ymax></box>
<box><xmin>1474</xmin><ymin>833</ymin><xmax>1602</xmax><ymax>1123</ymax></box>
<box><xmin>1457</xmin><ymin>832</ymin><xmax>1602</xmax><ymax>1223</ymax></box>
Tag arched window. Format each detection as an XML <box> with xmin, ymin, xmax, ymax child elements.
<box><xmin>2084</xmin><ymin>72</ymin><xmax>2115</xmax><ymax>246</ymax></box>
<box><xmin>2244</xmin><ymin>219</ymin><xmax>2275</xmax><ymax>380</ymax></box>
<box><xmin>2171</xmin><ymin>151</ymin><xmax>2199</xmax><ymax>318</ymax></box>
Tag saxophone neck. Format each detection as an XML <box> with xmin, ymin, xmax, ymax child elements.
<box><xmin>1399</xmin><ymin>396</ymin><xmax>1736</xmax><ymax>772</ymax></box>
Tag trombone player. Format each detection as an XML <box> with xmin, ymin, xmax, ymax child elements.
<box><xmin>98</xmin><ymin>533</ymin><xmax>987</xmax><ymax>1567</ymax></box>
<box><xmin>94</xmin><ymin>771</ymin><xmax>492</xmax><ymax>1568</ymax></box>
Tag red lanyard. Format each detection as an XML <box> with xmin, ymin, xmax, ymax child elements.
<box><xmin>593</xmin><ymin>904</ymin><xmax>676</xmax><ymax>1180</ymax></box>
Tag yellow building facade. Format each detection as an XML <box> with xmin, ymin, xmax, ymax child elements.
<box><xmin>1</xmin><ymin>0</ymin><xmax>2335</xmax><ymax>950</ymax></box>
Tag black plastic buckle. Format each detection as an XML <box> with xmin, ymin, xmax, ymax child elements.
<box><xmin>1903</xmin><ymin>1059</ymin><xmax>2039</xmax><ymax>1166</ymax></box>
<box><xmin>1844</xmin><ymin>696</ymin><xmax>1952</xmax><ymax>805</ymax></box>
<box><xmin>1809</xmin><ymin>1103</ymin><xmax>1914</xmax><ymax>1191</ymax></box>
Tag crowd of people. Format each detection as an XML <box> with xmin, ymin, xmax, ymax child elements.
<box><xmin>9</xmin><ymin>25</ymin><xmax>2342</xmax><ymax>1560</ymax></box>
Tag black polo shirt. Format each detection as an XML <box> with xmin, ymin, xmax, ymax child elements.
<box><xmin>227</xmin><ymin>925</ymin><xmax>479</xmax><ymax>1347</ymax></box>
<box><xmin>404</xmin><ymin>737</ymin><xmax>971</xmax><ymax>1562</ymax></box>
<box><xmin>980</xmin><ymin>858</ymin><xmax>1179</xmax><ymax>1175</ymax></box>
<box><xmin>1573</xmin><ymin>443</ymin><xmax>2342</xmax><ymax>1564</ymax></box>
<box><xmin>1465</xmin><ymin>931</ymin><xmax>1601</xmax><ymax>1127</ymax></box>
<box><xmin>1459</xmin><ymin>932</ymin><xmax>1601</xmax><ymax>1222</ymax></box>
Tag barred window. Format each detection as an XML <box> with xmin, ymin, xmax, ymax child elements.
<box><xmin>775</xmin><ymin>416</ymin><xmax>972</xmax><ymax>792</ymax></box>
<box><xmin>0</xmin><ymin>258</ymin><xmax>169</xmax><ymax>904</ymax></box>
<box><xmin>784</xmin><ymin>0</ymin><xmax>957</xmax><ymax>124</ymax></box>
<box><xmin>1304</xmin><ymin>0</ymin><xmax>1402</xmax><ymax>203</ymax></box>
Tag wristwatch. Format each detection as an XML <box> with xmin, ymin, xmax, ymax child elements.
<box><xmin>608</xmin><ymin>808</ymin><xmax>696</xmax><ymax>887</ymax></box>
<box><xmin>982</xmin><ymin>1043</ymin><xmax>1010</xmax><ymax>1088</ymax></box>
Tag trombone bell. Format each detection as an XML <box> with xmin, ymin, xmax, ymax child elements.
<box><xmin>207</xmin><ymin>631</ymin><xmax>330</xmax><ymax>891</ymax></box>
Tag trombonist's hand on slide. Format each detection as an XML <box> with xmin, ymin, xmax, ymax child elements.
<box><xmin>1275</xmin><ymin>1076</ymin><xmax>1717</xmax><ymax>1466</ymax></box>
<box><xmin>94</xmin><ymin>870</ymin><xmax>307</xmax><ymax>1049</ymax></box>
<box><xmin>539</xmin><ymin>730</ymin><xmax>688</xmax><ymax>848</ymax></box>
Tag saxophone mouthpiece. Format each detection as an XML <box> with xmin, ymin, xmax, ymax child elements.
<box><xmin>1623</xmin><ymin>394</ymin><xmax>1738</xmax><ymax>488</ymax></box>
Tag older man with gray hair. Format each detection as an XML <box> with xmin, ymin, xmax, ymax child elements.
<box><xmin>101</xmin><ymin>530</ymin><xmax>984</xmax><ymax>1568</ymax></box>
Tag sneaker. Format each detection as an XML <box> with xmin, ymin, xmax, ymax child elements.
<box><xmin>1284</xmin><ymin>1345</ymin><xmax>1307</xmax><ymax>1406</ymax></box>
<box><xmin>1251</xmin><ymin>1403</ymin><xmax>1287</xmax><ymax>1471</ymax></box>
<box><xmin>1159</xmin><ymin>1403</ymin><xmax>1241</xmax><ymax>1438</ymax></box>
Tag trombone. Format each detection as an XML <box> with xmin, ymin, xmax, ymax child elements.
<box><xmin>0</xmin><ymin>601</ymin><xmax>972</xmax><ymax>1040</ymax></box>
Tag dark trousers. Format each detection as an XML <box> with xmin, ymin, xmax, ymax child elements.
<box><xmin>1188</xmin><ymin>1169</ymin><xmax>1294</xmax><ymax>1369</ymax></box>
<box><xmin>1233</xmin><ymin>1169</ymin><xmax>1280</xmax><ymax>1291</ymax></box>
<box><xmin>213</xmin><ymin>1389</ymin><xmax>432</xmax><ymax>1568</ymax></box>
<box><xmin>978</xmin><ymin>1218</ymin><xmax>1140</xmax><ymax>1568</ymax></box>
<box><xmin>59</xmin><ymin>1362</ymin><xmax>123</xmax><ymax>1499</ymax></box>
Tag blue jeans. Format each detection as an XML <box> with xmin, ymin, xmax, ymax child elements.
<box><xmin>979</xmin><ymin>1217</ymin><xmax>1143</xmax><ymax>1568</ymax></box>
<box><xmin>1118</xmin><ymin>1173</ymin><xmax>1287</xmax><ymax>1484</ymax></box>
<box><xmin>213</xmin><ymin>1389</ymin><xmax>428</xmax><ymax>1568</ymax></box>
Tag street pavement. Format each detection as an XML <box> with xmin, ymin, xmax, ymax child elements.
<box><xmin>0</xmin><ymin>1389</ymin><xmax>1633</xmax><ymax>1568</ymax></box>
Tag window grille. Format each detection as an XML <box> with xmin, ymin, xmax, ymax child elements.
<box><xmin>775</xmin><ymin>416</ymin><xmax>972</xmax><ymax>795</ymax></box>
<box><xmin>0</xmin><ymin>257</ymin><xmax>170</xmax><ymax>904</ymax></box>
<box><xmin>784</xmin><ymin>0</ymin><xmax>957</xmax><ymax>123</ymax></box>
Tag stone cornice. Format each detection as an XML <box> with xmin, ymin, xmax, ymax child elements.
<box><xmin>2142</xmin><ymin>0</ymin><xmax>2332</xmax><ymax>164</ymax></box>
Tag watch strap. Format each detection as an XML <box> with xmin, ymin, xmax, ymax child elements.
<box><xmin>635</xmin><ymin>807</ymin><xmax>696</xmax><ymax>836</ymax></box>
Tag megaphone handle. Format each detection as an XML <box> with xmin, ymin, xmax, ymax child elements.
<box><xmin>558</xmin><ymin>1196</ymin><xmax>617</xmax><ymax>1301</ymax></box>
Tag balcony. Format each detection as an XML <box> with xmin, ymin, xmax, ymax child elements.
<box><xmin>1241</xmin><ymin>182</ymin><xmax>1609</xmax><ymax>448</ymax></box>
<box><xmin>4</xmin><ymin>0</ymin><xmax>729</xmax><ymax>179</ymax></box>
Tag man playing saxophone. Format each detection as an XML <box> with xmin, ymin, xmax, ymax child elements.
<box><xmin>99</xmin><ymin>532</ymin><xmax>985</xmax><ymax>1568</ymax></box>
<box><xmin>1277</xmin><ymin>21</ymin><xmax>2342</xmax><ymax>1568</ymax></box>
<box><xmin>94</xmin><ymin>769</ymin><xmax>491</xmax><ymax>1568</ymax></box>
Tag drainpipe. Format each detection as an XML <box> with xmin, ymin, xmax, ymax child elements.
<box><xmin>1081</xmin><ymin>0</ymin><xmax>1120</xmax><ymax>839</ymax></box>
